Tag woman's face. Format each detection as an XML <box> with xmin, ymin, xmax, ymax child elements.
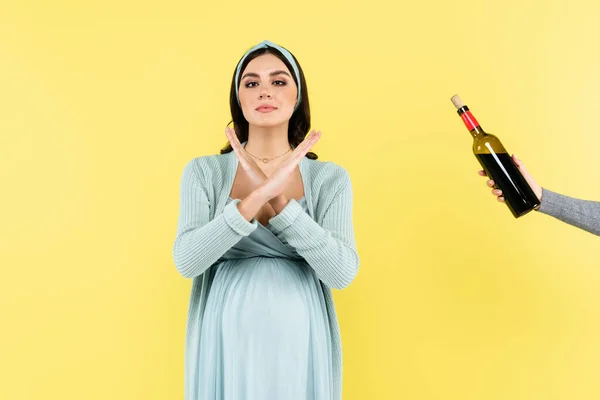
<box><xmin>238</xmin><ymin>53</ymin><xmax>298</xmax><ymax>128</ymax></box>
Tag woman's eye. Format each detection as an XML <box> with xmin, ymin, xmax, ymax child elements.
<box><xmin>244</xmin><ymin>81</ymin><xmax>258</xmax><ymax>88</ymax></box>
<box><xmin>273</xmin><ymin>80</ymin><xmax>287</xmax><ymax>86</ymax></box>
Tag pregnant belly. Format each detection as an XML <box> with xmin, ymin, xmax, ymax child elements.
<box><xmin>209</xmin><ymin>257</ymin><xmax>313</xmax><ymax>339</ymax></box>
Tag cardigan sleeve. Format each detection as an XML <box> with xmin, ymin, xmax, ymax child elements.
<box><xmin>172</xmin><ymin>159</ymin><xmax>258</xmax><ymax>278</ymax></box>
<box><xmin>268</xmin><ymin>169</ymin><xmax>359</xmax><ymax>289</ymax></box>
<box><xmin>538</xmin><ymin>188</ymin><xmax>600</xmax><ymax>236</ymax></box>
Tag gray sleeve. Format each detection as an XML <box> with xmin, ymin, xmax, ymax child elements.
<box><xmin>537</xmin><ymin>188</ymin><xmax>600</xmax><ymax>236</ymax></box>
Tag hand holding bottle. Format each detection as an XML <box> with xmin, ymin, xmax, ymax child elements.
<box><xmin>478</xmin><ymin>154</ymin><xmax>542</xmax><ymax>205</ymax></box>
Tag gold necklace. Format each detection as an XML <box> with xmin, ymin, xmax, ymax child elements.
<box><xmin>245</xmin><ymin>147</ymin><xmax>292</xmax><ymax>164</ymax></box>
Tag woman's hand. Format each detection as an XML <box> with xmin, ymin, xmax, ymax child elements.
<box><xmin>257</xmin><ymin>130</ymin><xmax>321</xmax><ymax>201</ymax></box>
<box><xmin>226</xmin><ymin>127</ymin><xmax>320</xmax><ymax>218</ymax></box>
<box><xmin>225</xmin><ymin>127</ymin><xmax>269</xmax><ymax>188</ymax></box>
<box><xmin>478</xmin><ymin>154</ymin><xmax>542</xmax><ymax>203</ymax></box>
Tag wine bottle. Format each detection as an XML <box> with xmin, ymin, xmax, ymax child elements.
<box><xmin>451</xmin><ymin>95</ymin><xmax>540</xmax><ymax>218</ymax></box>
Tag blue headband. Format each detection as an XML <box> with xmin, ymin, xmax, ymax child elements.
<box><xmin>234</xmin><ymin>40</ymin><xmax>302</xmax><ymax>111</ymax></box>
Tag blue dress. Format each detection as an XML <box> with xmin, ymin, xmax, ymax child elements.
<box><xmin>196</xmin><ymin>197</ymin><xmax>333</xmax><ymax>399</ymax></box>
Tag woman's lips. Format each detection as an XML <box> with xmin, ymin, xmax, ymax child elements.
<box><xmin>256</xmin><ymin>105</ymin><xmax>278</xmax><ymax>113</ymax></box>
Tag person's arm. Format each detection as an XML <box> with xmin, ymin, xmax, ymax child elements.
<box><xmin>479</xmin><ymin>154</ymin><xmax>600</xmax><ymax>236</ymax></box>
<box><xmin>172</xmin><ymin>160</ymin><xmax>258</xmax><ymax>278</ymax></box>
<box><xmin>537</xmin><ymin>189</ymin><xmax>600</xmax><ymax>236</ymax></box>
<box><xmin>269</xmin><ymin>170</ymin><xmax>359</xmax><ymax>289</ymax></box>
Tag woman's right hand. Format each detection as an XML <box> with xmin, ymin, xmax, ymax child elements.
<box><xmin>478</xmin><ymin>154</ymin><xmax>543</xmax><ymax>203</ymax></box>
<box><xmin>257</xmin><ymin>130</ymin><xmax>321</xmax><ymax>201</ymax></box>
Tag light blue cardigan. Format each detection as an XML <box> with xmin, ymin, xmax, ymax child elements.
<box><xmin>173</xmin><ymin>150</ymin><xmax>359</xmax><ymax>399</ymax></box>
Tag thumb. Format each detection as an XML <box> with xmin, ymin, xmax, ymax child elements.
<box><xmin>512</xmin><ymin>154</ymin><xmax>525</xmax><ymax>170</ymax></box>
<box><xmin>513</xmin><ymin>154</ymin><xmax>530</xmax><ymax>176</ymax></box>
<box><xmin>512</xmin><ymin>153</ymin><xmax>541</xmax><ymax>196</ymax></box>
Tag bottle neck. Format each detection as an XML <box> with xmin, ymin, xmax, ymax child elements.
<box><xmin>457</xmin><ymin>106</ymin><xmax>485</xmax><ymax>138</ymax></box>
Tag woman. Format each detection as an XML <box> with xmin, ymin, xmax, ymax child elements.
<box><xmin>173</xmin><ymin>40</ymin><xmax>359</xmax><ymax>400</ymax></box>
<box><xmin>480</xmin><ymin>154</ymin><xmax>599</xmax><ymax>235</ymax></box>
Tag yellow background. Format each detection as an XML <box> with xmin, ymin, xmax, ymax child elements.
<box><xmin>2</xmin><ymin>0</ymin><xmax>599</xmax><ymax>399</ymax></box>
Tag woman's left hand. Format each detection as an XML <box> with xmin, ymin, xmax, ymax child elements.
<box><xmin>225</xmin><ymin>127</ymin><xmax>268</xmax><ymax>188</ymax></box>
<box><xmin>225</xmin><ymin>127</ymin><xmax>287</xmax><ymax>214</ymax></box>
